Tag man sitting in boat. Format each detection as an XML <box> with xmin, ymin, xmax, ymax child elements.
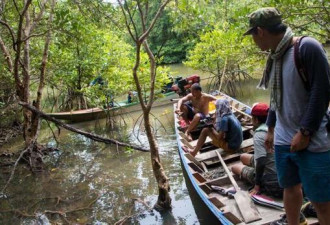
<box><xmin>175</xmin><ymin>83</ymin><xmax>217</xmax><ymax>141</ymax></box>
<box><xmin>231</xmin><ymin>103</ymin><xmax>282</xmax><ymax>198</ymax></box>
<box><xmin>187</xmin><ymin>98</ymin><xmax>243</xmax><ymax>156</ymax></box>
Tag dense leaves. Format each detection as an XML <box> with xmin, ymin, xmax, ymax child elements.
<box><xmin>0</xmin><ymin>0</ymin><xmax>329</xmax><ymax>114</ymax></box>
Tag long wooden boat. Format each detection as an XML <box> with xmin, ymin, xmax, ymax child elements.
<box><xmin>48</xmin><ymin>91</ymin><xmax>177</xmax><ymax>123</ymax></box>
<box><xmin>174</xmin><ymin>91</ymin><xmax>318</xmax><ymax>224</ymax></box>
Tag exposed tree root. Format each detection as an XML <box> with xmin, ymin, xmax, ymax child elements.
<box><xmin>0</xmin><ymin>194</ymin><xmax>100</xmax><ymax>224</ymax></box>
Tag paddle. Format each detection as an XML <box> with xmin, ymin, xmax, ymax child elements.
<box><xmin>215</xmin><ymin>151</ymin><xmax>261</xmax><ymax>223</ymax></box>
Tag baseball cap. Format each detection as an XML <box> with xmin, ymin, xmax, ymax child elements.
<box><xmin>251</xmin><ymin>103</ymin><xmax>269</xmax><ymax>116</ymax></box>
<box><xmin>243</xmin><ymin>7</ymin><xmax>282</xmax><ymax>35</ymax></box>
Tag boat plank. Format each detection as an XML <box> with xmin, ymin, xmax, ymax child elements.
<box><xmin>185</xmin><ymin>153</ymin><xmax>204</xmax><ymax>170</ymax></box>
<box><xmin>240</xmin><ymin>138</ymin><xmax>254</xmax><ymax>150</ymax></box>
<box><xmin>208</xmin><ymin>196</ymin><xmax>225</xmax><ymax>208</ymax></box>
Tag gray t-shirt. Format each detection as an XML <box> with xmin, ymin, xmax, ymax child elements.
<box><xmin>270</xmin><ymin>39</ymin><xmax>330</xmax><ymax>152</ymax></box>
<box><xmin>254</xmin><ymin>124</ymin><xmax>276</xmax><ymax>176</ymax></box>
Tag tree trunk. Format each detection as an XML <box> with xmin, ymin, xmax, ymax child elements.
<box><xmin>0</xmin><ymin>0</ymin><xmax>55</xmax><ymax>170</ymax></box>
<box><xmin>143</xmin><ymin>112</ymin><xmax>171</xmax><ymax>209</ymax></box>
<box><xmin>118</xmin><ymin>0</ymin><xmax>172</xmax><ymax>210</ymax></box>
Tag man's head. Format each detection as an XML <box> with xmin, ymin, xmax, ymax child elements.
<box><xmin>190</xmin><ymin>83</ymin><xmax>202</xmax><ymax>97</ymax></box>
<box><xmin>243</xmin><ymin>7</ymin><xmax>282</xmax><ymax>35</ymax></box>
<box><xmin>251</xmin><ymin>102</ymin><xmax>269</xmax><ymax>128</ymax></box>
<box><xmin>244</xmin><ymin>7</ymin><xmax>287</xmax><ymax>51</ymax></box>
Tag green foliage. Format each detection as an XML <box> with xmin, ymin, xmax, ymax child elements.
<box><xmin>268</xmin><ymin>0</ymin><xmax>329</xmax><ymax>41</ymax></box>
<box><xmin>185</xmin><ymin>27</ymin><xmax>263</xmax><ymax>77</ymax></box>
<box><xmin>48</xmin><ymin>2</ymin><xmax>134</xmax><ymax>110</ymax></box>
<box><xmin>124</xmin><ymin>147</ymin><xmax>134</xmax><ymax>154</ymax></box>
<box><xmin>148</xmin><ymin>7</ymin><xmax>193</xmax><ymax>64</ymax></box>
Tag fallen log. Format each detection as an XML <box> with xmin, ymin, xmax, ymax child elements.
<box><xmin>19</xmin><ymin>102</ymin><xmax>149</xmax><ymax>152</ymax></box>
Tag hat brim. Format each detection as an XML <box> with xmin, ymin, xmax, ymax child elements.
<box><xmin>243</xmin><ymin>27</ymin><xmax>255</xmax><ymax>36</ymax></box>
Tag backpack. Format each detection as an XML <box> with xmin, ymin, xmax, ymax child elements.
<box><xmin>293</xmin><ymin>36</ymin><xmax>330</xmax><ymax>132</ymax></box>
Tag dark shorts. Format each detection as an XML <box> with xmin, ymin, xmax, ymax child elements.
<box><xmin>183</xmin><ymin>103</ymin><xmax>206</xmax><ymax>121</ymax></box>
<box><xmin>275</xmin><ymin>145</ymin><xmax>330</xmax><ymax>202</ymax></box>
<box><xmin>241</xmin><ymin>156</ymin><xmax>283</xmax><ymax>198</ymax></box>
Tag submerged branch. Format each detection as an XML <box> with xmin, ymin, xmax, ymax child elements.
<box><xmin>19</xmin><ymin>102</ymin><xmax>149</xmax><ymax>152</ymax></box>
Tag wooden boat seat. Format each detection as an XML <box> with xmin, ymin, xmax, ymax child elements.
<box><xmin>195</xmin><ymin>149</ymin><xmax>224</xmax><ymax>162</ymax></box>
<box><xmin>240</xmin><ymin>138</ymin><xmax>254</xmax><ymax>150</ymax></box>
<box><xmin>195</xmin><ymin>138</ymin><xmax>253</xmax><ymax>164</ymax></box>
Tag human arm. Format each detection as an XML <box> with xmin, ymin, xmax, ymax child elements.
<box><xmin>265</xmin><ymin>109</ymin><xmax>276</xmax><ymax>153</ymax></box>
<box><xmin>298</xmin><ymin>38</ymin><xmax>330</xmax><ymax>134</ymax></box>
<box><xmin>207</xmin><ymin>94</ymin><xmax>218</xmax><ymax>102</ymax></box>
<box><xmin>175</xmin><ymin>94</ymin><xmax>191</xmax><ymax>114</ymax></box>
<box><xmin>291</xmin><ymin>38</ymin><xmax>329</xmax><ymax>151</ymax></box>
<box><xmin>255</xmin><ymin>156</ymin><xmax>267</xmax><ymax>188</ymax></box>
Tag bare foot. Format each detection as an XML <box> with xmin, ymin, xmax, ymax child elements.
<box><xmin>182</xmin><ymin>145</ymin><xmax>189</xmax><ymax>153</ymax></box>
<box><xmin>189</xmin><ymin>149</ymin><xmax>197</xmax><ymax>157</ymax></box>
<box><xmin>185</xmin><ymin>132</ymin><xmax>192</xmax><ymax>141</ymax></box>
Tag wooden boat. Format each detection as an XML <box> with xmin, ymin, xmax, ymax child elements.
<box><xmin>48</xmin><ymin>91</ymin><xmax>177</xmax><ymax>123</ymax></box>
<box><xmin>174</xmin><ymin>91</ymin><xmax>318</xmax><ymax>224</ymax></box>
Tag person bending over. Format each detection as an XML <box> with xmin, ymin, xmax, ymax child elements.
<box><xmin>175</xmin><ymin>83</ymin><xmax>217</xmax><ymax>141</ymax></box>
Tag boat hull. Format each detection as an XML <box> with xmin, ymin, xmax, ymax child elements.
<box><xmin>47</xmin><ymin>92</ymin><xmax>177</xmax><ymax>123</ymax></box>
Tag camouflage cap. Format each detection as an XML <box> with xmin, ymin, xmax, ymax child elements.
<box><xmin>243</xmin><ymin>7</ymin><xmax>282</xmax><ymax>35</ymax></box>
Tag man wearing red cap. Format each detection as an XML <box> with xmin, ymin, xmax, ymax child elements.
<box><xmin>232</xmin><ymin>103</ymin><xmax>282</xmax><ymax>198</ymax></box>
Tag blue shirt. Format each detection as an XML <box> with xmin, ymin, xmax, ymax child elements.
<box><xmin>217</xmin><ymin>114</ymin><xmax>243</xmax><ymax>150</ymax></box>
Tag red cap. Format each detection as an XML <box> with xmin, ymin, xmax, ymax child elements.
<box><xmin>251</xmin><ymin>103</ymin><xmax>269</xmax><ymax>116</ymax></box>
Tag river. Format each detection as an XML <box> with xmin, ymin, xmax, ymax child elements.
<box><xmin>1</xmin><ymin>49</ymin><xmax>329</xmax><ymax>224</ymax></box>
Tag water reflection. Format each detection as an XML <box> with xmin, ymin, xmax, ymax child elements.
<box><xmin>0</xmin><ymin>65</ymin><xmax>271</xmax><ymax>224</ymax></box>
<box><xmin>0</xmin><ymin>105</ymin><xmax>204</xmax><ymax>224</ymax></box>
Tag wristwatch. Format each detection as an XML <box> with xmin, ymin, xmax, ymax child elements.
<box><xmin>300</xmin><ymin>127</ymin><xmax>312</xmax><ymax>137</ymax></box>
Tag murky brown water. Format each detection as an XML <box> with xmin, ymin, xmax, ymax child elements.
<box><xmin>0</xmin><ymin>64</ymin><xmax>269</xmax><ymax>225</ymax></box>
<box><xmin>2</xmin><ymin>44</ymin><xmax>329</xmax><ymax>224</ymax></box>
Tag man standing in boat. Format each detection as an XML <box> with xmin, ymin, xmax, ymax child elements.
<box><xmin>175</xmin><ymin>83</ymin><xmax>217</xmax><ymax>141</ymax></box>
<box><xmin>244</xmin><ymin>7</ymin><xmax>330</xmax><ymax>225</ymax></box>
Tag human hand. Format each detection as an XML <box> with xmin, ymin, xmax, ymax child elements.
<box><xmin>175</xmin><ymin>109</ymin><xmax>182</xmax><ymax>115</ymax></box>
<box><xmin>249</xmin><ymin>185</ymin><xmax>260</xmax><ymax>196</ymax></box>
<box><xmin>265</xmin><ymin>129</ymin><xmax>274</xmax><ymax>153</ymax></box>
<box><xmin>290</xmin><ymin>131</ymin><xmax>310</xmax><ymax>152</ymax></box>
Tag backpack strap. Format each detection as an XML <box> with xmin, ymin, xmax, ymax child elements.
<box><xmin>294</xmin><ymin>36</ymin><xmax>310</xmax><ymax>91</ymax></box>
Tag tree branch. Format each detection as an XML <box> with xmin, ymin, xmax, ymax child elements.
<box><xmin>117</xmin><ymin>0</ymin><xmax>138</xmax><ymax>42</ymax></box>
<box><xmin>0</xmin><ymin>20</ymin><xmax>16</xmax><ymax>49</ymax></box>
<box><xmin>139</xmin><ymin>0</ymin><xmax>171</xmax><ymax>43</ymax></box>
<box><xmin>36</xmin><ymin>0</ymin><xmax>55</xmax><ymax>109</ymax></box>
<box><xmin>30</xmin><ymin>0</ymin><xmax>49</xmax><ymax>33</ymax></box>
<box><xmin>19</xmin><ymin>102</ymin><xmax>149</xmax><ymax>152</ymax></box>
<box><xmin>0</xmin><ymin>34</ymin><xmax>13</xmax><ymax>73</ymax></box>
